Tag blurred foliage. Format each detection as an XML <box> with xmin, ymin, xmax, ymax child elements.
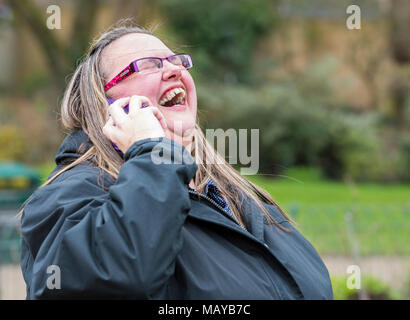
<box><xmin>0</xmin><ymin>125</ymin><xmax>27</xmax><ymax>162</ymax></box>
<box><xmin>154</xmin><ymin>0</ymin><xmax>277</xmax><ymax>83</ymax></box>
<box><xmin>2</xmin><ymin>0</ymin><xmax>410</xmax><ymax>183</ymax></box>
<box><xmin>35</xmin><ymin>161</ymin><xmax>55</xmax><ymax>184</ymax></box>
<box><xmin>198</xmin><ymin>58</ymin><xmax>406</xmax><ymax>181</ymax></box>
<box><xmin>399</xmin><ymin>134</ymin><xmax>410</xmax><ymax>181</ymax></box>
<box><xmin>198</xmin><ymin>56</ymin><xmax>410</xmax><ymax>182</ymax></box>
<box><xmin>19</xmin><ymin>71</ymin><xmax>50</xmax><ymax>97</ymax></box>
<box><xmin>331</xmin><ymin>275</ymin><xmax>403</xmax><ymax>300</ymax></box>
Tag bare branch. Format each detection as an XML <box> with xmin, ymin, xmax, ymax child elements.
<box><xmin>69</xmin><ymin>0</ymin><xmax>100</xmax><ymax>66</ymax></box>
<box><xmin>8</xmin><ymin>0</ymin><xmax>68</xmax><ymax>89</ymax></box>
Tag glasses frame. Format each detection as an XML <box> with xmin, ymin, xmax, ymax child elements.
<box><xmin>104</xmin><ymin>53</ymin><xmax>193</xmax><ymax>92</ymax></box>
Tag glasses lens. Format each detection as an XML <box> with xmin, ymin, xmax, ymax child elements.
<box><xmin>170</xmin><ymin>54</ymin><xmax>193</xmax><ymax>69</ymax></box>
<box><xmin>137</xmin><ymin>58</ymin><xmax>162</xmax><ymax>73</ymax></box>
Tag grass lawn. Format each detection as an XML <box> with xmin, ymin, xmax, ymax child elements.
<box><xmin>247</xmin><ymin>167</ymin><xmax>410</xmax><ymax>256</ymax></box>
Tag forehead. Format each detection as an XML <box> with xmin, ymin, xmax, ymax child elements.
<box><xmin>101</xmin><ymin>33</ymin><xmax>173</xmax><ymax>79</ymax></box>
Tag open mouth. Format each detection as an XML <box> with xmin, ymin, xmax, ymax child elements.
<box><xmin>159</xmin><ymin>87</ymin><xmax>186</xmax><ymax>107</ymax></box>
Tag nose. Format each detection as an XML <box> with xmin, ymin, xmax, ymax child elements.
<box><xmin>162</xmin><ymin>60</ymin><xmax>182</xmax><ymax>81</ymax></box>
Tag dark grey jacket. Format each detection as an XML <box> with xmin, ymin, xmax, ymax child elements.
<box><xmin>20</xmin><ymin>130</ymin><xmax>333</xmax><ymax>299</ymax></box>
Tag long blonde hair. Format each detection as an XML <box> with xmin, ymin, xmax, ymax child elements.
<box><xmin>21</xmin><ymin>24</ymin><xmax>293</xmax><ymax>231</ymax></box>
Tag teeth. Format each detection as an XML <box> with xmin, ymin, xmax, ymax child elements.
<box><xmin>159</xmin><ymin>88</ymin><xmax>186</xmax><ymax>106</ymax></box>
<box><xmin>167</xmin><ymin>91</ymin><xmax>176</xmax><ymax>101</ymax></box>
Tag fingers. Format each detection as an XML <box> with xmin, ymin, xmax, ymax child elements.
<box><xmin>107</xmin><ymin>95</ymin><xmax>167</xmax><ymax>131</ymax></box>
<box><xmin>147</xmin><ymin>106</ymin><xmax>168</xmax><ymax>131</ymax></box>
<box><xmin>106</xmin><ymin>116</ymin><xmax>114</xmax><ymax>127</ymax></box>
<box><xmin>102</xmin><ymin>117</ymin><xmax>115</xmax><ymax>139</ymax></box>
<box><xmin>108</xmin><ymin>97</ymin><xmax>130</xmax><ymax>125</ymax></box>
<box><xmin>128</xmin><ymin>95</ymin><xmax>152</xmax><ymax>116</ymax></box>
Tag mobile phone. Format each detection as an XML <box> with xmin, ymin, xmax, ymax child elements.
<box><xmin>106</xmin><ymin>98</ymin><xmax>148</xmax><ymax>114</ymax></box>
<box><xmin>106</xmin><ymin>98</ymin><xmax>148</xmax><ymax>152</ymax></box>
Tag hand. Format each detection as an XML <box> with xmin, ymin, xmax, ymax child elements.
<box><xmin>103</xmin><ymin>95</ymin><xmax>168</xmax><ymax>154</ymax></box>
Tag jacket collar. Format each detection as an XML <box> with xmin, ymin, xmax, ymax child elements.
<box><xmin>241</xmin><ymin>198</ymin><xmax>265</xmax><ymax>241</ymax></box>
<box><xmin>54</xmin><ymin>130</ymin><xmax>92</xmax><ymax>166</ymax></box>
<box><xmin>188</xmin><ymin>191</ymin><xmax>265</xmax><ymax>243</ymax></box>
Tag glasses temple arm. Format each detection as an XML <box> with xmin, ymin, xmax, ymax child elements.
<box><xmin>104</xmin><ymin>63</ymin><xmax>136</xmax><ymax>92</ymax></box>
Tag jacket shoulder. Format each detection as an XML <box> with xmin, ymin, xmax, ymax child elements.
<box><xmin>22</xmin><ymin>164</ymin><xmax>113</xmax><ymax>229</ymax></box>
<box><xmin>260</xmin><ymin>201</ymin><xmax>289</xmax><ymax>224</ymax></box>
<box><xmin>48</xmin><ymin>163</ymin><xmax>115</xmax><ymax>188</ymax></box>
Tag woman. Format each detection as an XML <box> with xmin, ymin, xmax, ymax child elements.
<box><xmin>20</xmin><ymin>25</ymin><xmax>333</xmax><ymax>299</ymax></box>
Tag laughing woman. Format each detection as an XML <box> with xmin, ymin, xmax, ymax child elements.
<box><xmin>19</xmin><ymin>25</ymin><xmax>333</xmax><ymax>299</ymax></box>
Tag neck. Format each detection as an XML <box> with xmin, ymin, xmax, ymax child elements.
<box><xmin>166</xmin><ymin>129</ymin><xmax>195</xmax><ymax>153</ymax></box>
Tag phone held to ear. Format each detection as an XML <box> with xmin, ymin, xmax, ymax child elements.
<box><xmin>106</xmin><ymin>98</ymin><xmax>148</xmax><ymax>152</ymax></box>
<box><xmin>106</xmin><ymin>98</ymin><xmax>148</xmax><ymax>114</ymax></box>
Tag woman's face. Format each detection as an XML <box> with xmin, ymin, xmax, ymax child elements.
<box><xmin>101</xmin><ymin>33</ymin><xmax>197</xmax><ymax>146</ymax></box>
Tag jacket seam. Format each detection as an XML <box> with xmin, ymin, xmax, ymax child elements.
<box><xmin>251</xmin><ymin>249</ymin><xmax>284</xmax><ymax>299</ymax></box>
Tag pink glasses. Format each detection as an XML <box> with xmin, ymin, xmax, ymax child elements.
<box><xmin>104</xmin><ymin>53</ymin><xmax>194</xmax><ymax>91</ymax></box>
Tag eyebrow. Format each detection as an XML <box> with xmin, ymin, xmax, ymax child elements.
<box><xmin>104</xmin><ymin>50</ymin><xmax>176</xmax><ymax>80</ymax></box>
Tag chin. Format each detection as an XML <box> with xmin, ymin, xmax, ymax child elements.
<box><xmin>165</xmin><ymin>119</ymin><xmax>195</xmax><ymax>146</ymax></box>
<box><xmin>166</xmin><ymin>114</ymin><xmax>196</xmax><ymax>134</ymax></box>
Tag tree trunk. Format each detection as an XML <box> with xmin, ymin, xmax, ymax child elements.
<box><xmin>389</xmin><ymin>0</ymin><xmax>410</xmax><ymax>130</ymax></box>
<box><xmin>390</xmin><ymin>0</ymin><xmax>410</xmax><ymax>64</ymax></box>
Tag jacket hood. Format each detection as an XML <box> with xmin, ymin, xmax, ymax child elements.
<box><xmin>54</xmin><ymin>130</ymin><xmax>92</xmax><ymax>165</ymax></box>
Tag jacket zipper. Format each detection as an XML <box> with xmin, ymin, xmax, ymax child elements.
<box><xmin>188</xmin><ymin>190</ymin><xmax>247</xmax><ymax>231</ymax></box>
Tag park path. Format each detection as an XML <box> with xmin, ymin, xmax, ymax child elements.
<box><xmin>0</xmin><ymin>255</ymin><xmax>408</xmax><ymax>299</ymax></box>
<box><xmin>322</xmin><ymin>255</ymin><xmax>409</xmax><ymax>292</ymax></box>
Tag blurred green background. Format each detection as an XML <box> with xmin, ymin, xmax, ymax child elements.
<box><xmin>0</xmin><ymin>0</ymin><xmax>409</xmax><ymax>299</ymax></box>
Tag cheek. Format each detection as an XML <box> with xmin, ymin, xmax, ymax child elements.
<box><xmin>183</xmin><ymin>72</ymin><xmax>197</xmax><ymax>108</ymax></box>
<box><xmin>112</xmin><ymin>75</ymin><xmax>161</xmax><ymax>102</ymax></box>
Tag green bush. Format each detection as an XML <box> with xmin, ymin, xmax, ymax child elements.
<box><xmin>197</xmin><ymin>56</ymin><xmax>410</xmax><ymax>182</ymax></box>
<box><xmin>34</xmin><ymin>161</ymin><xmax>56</xmax><ymax>184</ymax></box>
<box><xmin>321</xmin><ymin>113</ymin><xmax>386</xmax><ymax>181</ymax></box>
<box><xmin>154</xmin><ymin>0</ymin><xmax>277</xmax><ymax>83</ymax></box>
<box><xmin>198</xmin><ymin>82</ymin><xmax>328</xmax><ymax>173</ymax></box>
<box><xmin>398</xmin><ymin>133</ymin><xmax>410</xmax><ymax>180</ymax></box>
<box><xmin>198</xmin><ymin>63</ymin><xmax>381</xmax><ymax>180</ymax></box>
<box><xmin>331</xmin><ymin>275</ymin><xmax>403</xmax><ymax>300</ymax></box>
<box><xmin>0</xmin><ymin>125</ymin><xmax>27</xmax><ymax>161</ymax></box>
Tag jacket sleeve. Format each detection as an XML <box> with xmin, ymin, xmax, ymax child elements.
<box><xmin>20</xmin><ymin>137</ymin><xmax>197</xmax><ymax>299</ymax></box>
